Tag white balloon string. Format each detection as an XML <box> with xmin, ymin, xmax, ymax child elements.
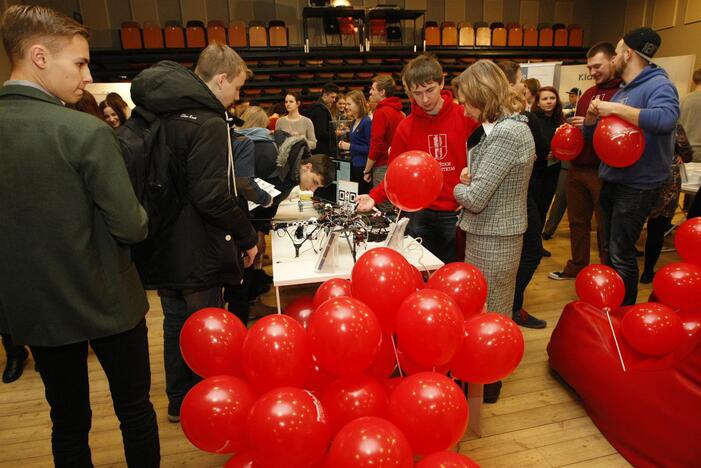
<box><xmin>390</xmin><ymin>335</ymin><xmax>404</xmax><ymax>378</ymax></box>
<box><xmin>605</xmin><ymin>308</ymin><xmax>627</xmax><ymax>372</ymax></box>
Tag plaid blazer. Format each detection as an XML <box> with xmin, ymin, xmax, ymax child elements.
<box><xmin>454</xmin><ymin>114</ymin><xmax>535</xmax><ymax>236</ymax></box>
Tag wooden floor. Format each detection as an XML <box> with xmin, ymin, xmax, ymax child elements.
<box><xmin>0</xmin><ymin>216</ymin><xmax>683</xmax><ymax>467</ymax></box>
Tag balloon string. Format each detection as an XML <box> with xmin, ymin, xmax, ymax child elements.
<box><xmin>390</xmin><ymin>335</ymin><xmax>404</xmax><ymax>378</ymax></box>
<box><xmin>605</xmin><ymin>308</ymin><xmax>627</xmax><ymax>372</ymax></box>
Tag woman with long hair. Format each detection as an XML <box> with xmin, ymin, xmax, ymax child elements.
<box><xmin>532</xmin><ymin>86</ymin><xmax>566</xmax><ymax>249</ymax></box>
<box><xmin>452</xmin><ymin>60</ymin><xmax>536</xmax><ymax>402</ymax></box>
<box><xmin>275</xmin><ymin>92</ymin><xmax>317</xmax><ymax>150</ymax></box>
<box><xmin>338</xmin><ymin>90</ymin><xmax>372</xmax><ymax>194</ymax></box>
<box><xmin>99</xmin><ymin>95</ymin><xmax>127</xmax><ymax>129</ymax></box>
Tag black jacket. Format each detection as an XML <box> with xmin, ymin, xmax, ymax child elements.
<box><xmin>130</xmin><ymin>61</ymin><xmax>257</xmax><ymax>289</ymax></box>
<box><xmin>303</xmin><ymin>100</ymin><xmax>332</xmax><ymax>155</ymax></box>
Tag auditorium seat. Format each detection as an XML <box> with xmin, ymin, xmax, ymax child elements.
<box><xmin>458</xmin><ymin>22</ymin><xmax>474</xmax><ymax>46</ymax></box>
<box><xmin>164</xmin><ymin>20</ymin><xmax>185</xmax><ymax>48</ymax></box>
<box><xmin>120</xmin><ymin>21</ymin><xmax>142</xmax><ymax>49</ymax></box>
<box><xmin>185</xmin><ymin>20</ymin><xmax>206</xmax><ymax>48</ymax></box>
<box><xmin>207</xmin><ymin>20</ymin><xmax>227</xmax><ymax>45</ymax></box>
<box><xmin>228</xmin><ymin>20</ymin><xmax>247</xmax><ymax>48</ymax></box>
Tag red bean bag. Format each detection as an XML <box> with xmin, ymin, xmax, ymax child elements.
<box><xmin>547</xmin><ymin>301</ymin><xmax>701</xmax><ymax>468</ymax></box>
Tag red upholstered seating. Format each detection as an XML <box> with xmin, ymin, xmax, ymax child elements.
<box><xmin>548</xmin><ymin>301</ymin><xmax>701</xmax><ymax>468</ymax></box>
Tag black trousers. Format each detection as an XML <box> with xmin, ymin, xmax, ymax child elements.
<box><xmin>29</xmin><ymin>320</ymin><xmax>160</xmax><ymax>468</ymax></box>
<box><xmin>643</xmin><ymin>215</ymin><xmax>672</xmax><ymax>274</ymax></box>
<box><xmin>350</xmin><ymin>165</ymin><xmax>371</xmax><ymax>195</ymax></box>
<box><xmin>513</xmin><ymin>192</ymin><xmax>544</xmax><ymax>312</ymax></box>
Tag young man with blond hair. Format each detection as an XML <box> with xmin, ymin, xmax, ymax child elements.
<box><xmin>0</xmin><ymin>5</ymin><xmax>159</xmax><ymax>466</ymax></box>
<box><xmin>358</xmin><ymin>55</ymin><xmax>479</xmax><ymax>263</ymax></box>
<box><xmin>130</xmin><ymin>43</ymin><xmax>258</xmax><ymax>422</ymax></box>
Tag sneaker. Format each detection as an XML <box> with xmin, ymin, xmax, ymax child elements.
<box><xmin>167</xmin><ymin>413</ymin><xmax>180</xmax><ymax>423</ymax></box>
<box><xmin>549</xmin><ymin>271</ymin><xmax>575</xmax><ymax>280</ymax></box>
<box><xmin>541</xmin><ymin>248</ymin><xmax>552</xmax><ymax>258</ymax></box>
<box><xmin>512</xmin><ymin>309</ymin><xmax>547</xmax><ymax>329</ymax></box>
<box><xmin>640</xmin><ymin>270</ymin><xmax>655</xmax><ymax>284</ymax></box>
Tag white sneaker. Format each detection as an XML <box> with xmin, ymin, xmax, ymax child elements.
<box><xmin>549</xmin><ymin>271</ymin><xmax>575</xmax><ymax>280</ymax></box>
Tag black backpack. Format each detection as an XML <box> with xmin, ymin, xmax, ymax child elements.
<box><xmin>115</xmin><ymin>106</ymin><xmax>183</xmax><ymax>238</ymax></box>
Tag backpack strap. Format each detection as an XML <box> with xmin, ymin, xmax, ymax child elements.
<box><xmin>226</xmin><ymin>114</ymin><xmax>238</xmax><ymax>198</ymax></box>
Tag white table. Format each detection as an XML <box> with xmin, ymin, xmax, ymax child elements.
<box><xmin>682</xmin><ymin>162</ymin><xmax>701</xmax><ymax>195</ymax></box>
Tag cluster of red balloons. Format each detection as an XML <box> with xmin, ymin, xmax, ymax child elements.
<box><xmin>593</xmin><ymin>116</ymin><xmax>645</xmax><ymax>168</ymax></box>
<box><xmin>177</xmin><ymin>247</ymin><xmax>527</xmax><ymax>466</ymax></box>
<box><xmin>384</xmin><ymin>150</ymin><xmax>444</xmax><ymax>212</ymax></box>
<box><xmin>574</xmin><ymin>261</ymin><xmax>701</xmax><ymax>357</ymax></box>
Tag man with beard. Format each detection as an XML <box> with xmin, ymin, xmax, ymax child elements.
<box><xmin>549</xmin><ymin>42</ymin><xmax>621</xmax><ymax>281</ymax></box>
<box><xmin>583</xmin><ymin>28</ymin><xmax>679</xmax><ymax>305</ymax></box>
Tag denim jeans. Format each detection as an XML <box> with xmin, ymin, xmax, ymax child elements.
<box><xmin>513</xmin><ymin>192</ymin><xmax>543</xmax><ymax>312</ymax></box>
<box><xmin>599</xmin><ymin>182</ymin><xmax>661</xmax><ymax>306</ymax></box>
<box><xmin>29</xmin><ymin>320</ymin><xmax>159</xmax><ymax>468</ymax></box>
<box><xmin>406</xmin><ymin>209</ymin><xmax>458</xmax><ymax>264</ymax></box>
<box><xmin>159</xmin><ymin>287</ymin><xmax>222</xmax><ymax>415</ymax></box>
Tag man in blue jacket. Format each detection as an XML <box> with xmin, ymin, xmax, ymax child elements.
<box><xmin>584</xmin><ymin>27</ymin><xmax>680</xmax><ymax>305</ymax></box>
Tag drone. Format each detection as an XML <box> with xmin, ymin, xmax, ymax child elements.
<box><xmin>271</xmin><ymin>198</ymin><xmax>394</xmax><ymax>262</ymax></box>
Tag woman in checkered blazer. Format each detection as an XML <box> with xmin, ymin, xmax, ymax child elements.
<box><xmin>452</xmin><ymin>60</ymin><xmax>536</xmax><ymax>318</ymax></box>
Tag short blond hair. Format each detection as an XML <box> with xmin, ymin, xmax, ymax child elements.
<box><xmin>452</xmin><ymin>60</ymin><xmax>522</xmax><ymax>122</ymax></box>
<box><xmin>240</xmin><ymin>106</ymin><xmax>269</xmax><ymax>129</ymax></box>
<box><xmin>1</xmin><ymin>5</ymin><xmax>89</xmax><ymax>65</ymax></box>
<box><xmin>372</xmin><ymin>74</ymin><xmax>396</xmax><ymax>97</ymax></box>
<box><xmin>345</xmin><ymin>90</ymin><xmax>369</xmax><ymax>119</ymax></box>
<box><xmin>195</xmin><ymin>43</ymin><xmax>251</xmax><ymax>83</ymax></box>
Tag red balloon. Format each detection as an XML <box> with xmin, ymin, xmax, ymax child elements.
<box><xmin>621</xmin><ymin>302</ymin><xmax>684</xmax><ymax>356</ymax></box>
<box><xmin>416</xmin><ymin>451</ymin><xmax>480</xmax><ymax>468</ymax></box>
<box><xmin>575</xmin><ymin>264</ymin><xmax>625</xmax><ymax>310</ymax></box>
<box><xmin>180</xmin><ymin>308</ymin><xmax>247</xmax><ymax>378</ymax></box>
<box><xmin>551</xmin><ymin>124</ymin><xmax>584</xmax><ymax>161</ymax></box>
<box><xmin>313</xmin><ymin>278</ymin><xmax>352</xmax><ymax>309</ymax></box>
<box><xmin>284</xmin><ymin>295</ymin><xmax>315</xmax><ymax>329</ymax></box>
<box><xmin>321</xmin><ymin>373</ymin><xmax>389</xmax><ymax>434</ymax></box>
<box><xmin>180</xmin><ymin>376</ymin><xmax>256</xmax><ymax>454</ymax></box>
<box><xmin>305</xmin><ymin>354</ymin><xmax>336</xmax><ymax>398</ymax></box>
<box><xmin>653</xmin><ymin>262</ymin><xmax>701</xmax><ymax>314</ymax></box>
<box><xmin>388</xmin><ymin>372</ymin><xmax>468</xmax><ymax>455</ymax></box>
<box><xmin>450</xmin><ymin>313</ymin><xmax>524</xmax><ymax>384</ymax></box>
<box><xmin>241</xmin><ymin>314</ymin><xmax>311</xmax><ymax>393</ymax></box>
<box><xmin>225</xmin><ymin>450</ymin><xmax>261</xmax><ymax>468</ymax></box>
<box><xmin>385</xmin><ymin>150</ymin><xmax>444</xmax><ymax>212</ymax></box>
<box><xmin>308</xmin><ymin>296</ymin><xmax>382</xmax><ymax>375</ymax></box>
<box><xmin>247</xmin><ymin>387</ymin><xmax>330</xmax><ymax>468</ymax></box>
<box><xmin>384</xmin><ymin>377</ymin><xmax>404</xmax><ymax>396</ymax></box>
<box><xmin>682</xmin><ymin>312</ymin><xmax>701</xmax><ymax>337</ymax></box>
<box><xmin>675</xmin><ymin>218</ymin><xmax>701</xmax><ymax>266</ymax></box>
<box><xmin>396</xmin><ymin>289</ymin><xmax>464</xmax><ymax>367</ymax></box>
<box><xmin>427</xmin><ymin>262</ymin><xmax>488</xmax><ymax>320</ymax></box>
<box><xmin>326</xmin><ymin>417</ymin><xmax>413</xmax><ymax>468</ymax></box>
<box><xmin>397</xmin><ymin>348</ymin><xmax>450</xmax><ymax>376</ymax></box>
<box><xmin>365</xmin><ymin>334</ymin><xmax>398</xmax><ymax>380</ymax></box>
<box><xmin>411</xmin><ymin>264</ymin><xmax>426</xmax><ymax>289</ymax></box>
<box><xmin>593</xmin><ymin>116</ymin><xmax>645</xmax><ymax>168</ymax></box>
<box><xmin>351</xmin><ymin>247</ymin><xmax>418</xmax><ymax>333</ymax></box>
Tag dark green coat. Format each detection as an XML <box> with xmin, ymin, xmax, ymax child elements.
<box><xmin>0</xmin><ymin>85</ymin><xmax>149</xmax><ymax>346</ymax></box>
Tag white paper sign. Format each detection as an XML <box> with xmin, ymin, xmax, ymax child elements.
<box><xmin>337</xmin><ymin>180</ymin><xmax>359</xmax><ymax>208</ymax></box>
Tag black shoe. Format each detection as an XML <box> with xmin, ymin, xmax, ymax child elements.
<box><xmin>640</xmin><ymin>270</ymin><xmax>655</xmax><ymax>284</ymax></box>
<box><xmin>541</xmin><ymin>248</ymin><xmax>552</xmax><ymax>257</ymax></box>
<box><xmin>2</xmin><ymin>351</ymin><xmax>28</xmax><ymax>383</ymax></box>
<box><xmin>483</xmin><ymin>380</ymin><xmax>503</xmax><ymax>404</ymax></box>
<box><xmin>512</xmin><ymin>309</ymin><xmax>547</xmax><ymax>329</ymax></box>
<box><xmin>542</xmin><ymin>232</ymin><xmax>552</xmax><ymax>240</ymax></box>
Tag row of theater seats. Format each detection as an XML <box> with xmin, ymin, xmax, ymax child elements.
<box><xmin>120</xmin><ymin>19</ymin><xmax>583</xmax><ymax>50</ymax></box>
<box><xmin>424</xmin><ymin>22</ymin><xmax>583</xmax><ymax>47</ymax></box>
<box><xmin>119</xmin><ymin>20</ymin><xmax>288</xmax><ymax>49</ymax></box>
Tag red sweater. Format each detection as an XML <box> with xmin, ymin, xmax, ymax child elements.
<box><xmin>369</xmin><ymin>91</ymin><xmax>479</xmax><ymax>211</ymax></box>
<box><xmin>572</xmin><ymin>78</ymin><xmax>622</xmax><ymax>167</ymax></box>
<box><xmin>368</xmin><ymin>97</ymin><xmax>404</xmax><ymax>166</ymax></box>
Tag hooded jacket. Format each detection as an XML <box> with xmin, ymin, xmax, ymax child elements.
<box><xmin>584</xmin><ymin>65</ymin><xmax>680</xmax><ymax>189</ymax></box>
<box><xmin>130</xmin><ymin>61</ymin><xmax>257</xmax><ymax>289</ymax></box>
<box><xmin>368</xmin><ymin>97</ymin><xmax>404</xmax><ymax>167</ymax></box>
<box><xmin>369</xmin><ymin>90</ymin><xmax>479</xmax><ymax>211</ymax></box>
<box><xmin>572</xmin><ymin>78</ymin><xmax>622</xmax><ymax>167</ymax></box>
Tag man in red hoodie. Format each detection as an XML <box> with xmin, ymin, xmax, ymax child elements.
<box><xmin>549</xmin><ymin>42</ymin><xmax>621</xmax><ymax>281</ymax></box>
<box><xmin>357</xmin><ymin>55</ymin><xmax>479</xmax><ymax>263</ymax></box>
<box><xmin>363</xmin><ymin>74</ymin><xmax>405</xmax><ymax>190</ymax></box>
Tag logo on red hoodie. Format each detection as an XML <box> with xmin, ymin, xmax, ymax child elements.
<box><xmin>428</xmin><ymin>133</ymin><xmax>448</xmax><ymax>160</ymax></box>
